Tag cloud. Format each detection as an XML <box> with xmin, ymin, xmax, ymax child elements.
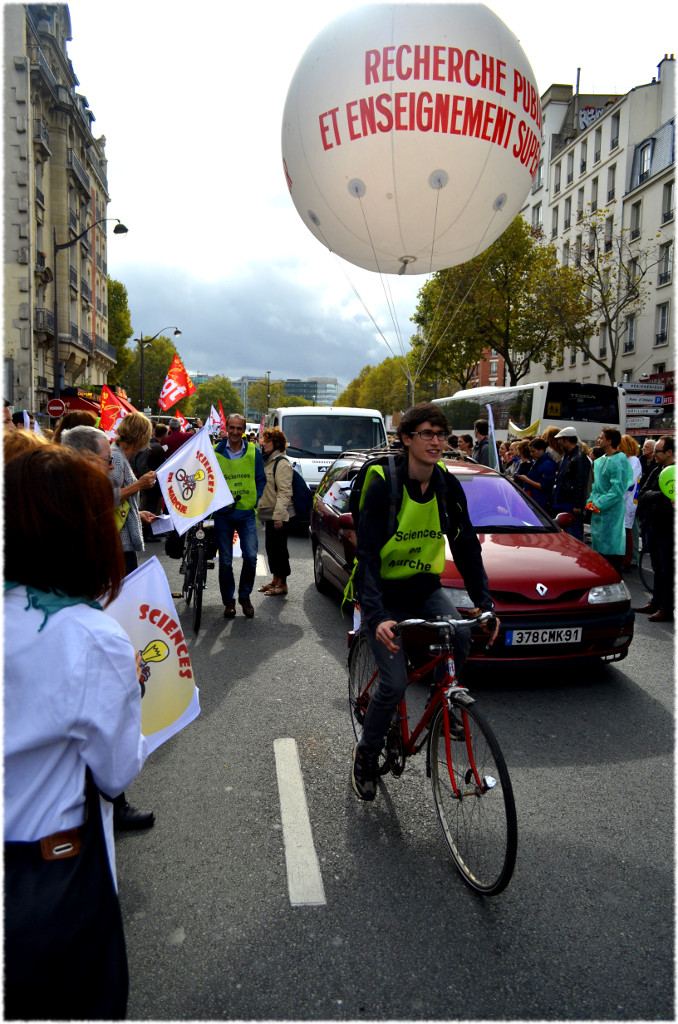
<box><xmin>115</xmin><ymin>259</ymin><xmax>420</xmax><ymax>386</ymax></box>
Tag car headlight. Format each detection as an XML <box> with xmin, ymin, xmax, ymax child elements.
<box><xmin>588</xmin><ymin>582</ymin><xmax>629</xmax><ymax>604</ymax></box>
<box><xmin>446</xmin><ymin>588</ymin><xmax>475</xmax><ymax>608</ymax></box>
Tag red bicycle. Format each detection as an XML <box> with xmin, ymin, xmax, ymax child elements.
<box><xmin>348</xmin><ymin>611</ymin><xmax>517</xmax><ymax>896</ymax></box>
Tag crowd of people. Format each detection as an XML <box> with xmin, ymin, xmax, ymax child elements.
<box><xmin>3</xmin><ymin>398</ymin><xmax>673</xmax><ymax>1013</ymax></box>
<box><xmin>2</xmin><ymin>403</ymin><xmax>304</xmax><ymax>1019</ymax></box>
<box><xmin>442</xmin><ymin>416</ymin><xmax>674</xmax><ymax>622</ymax></box>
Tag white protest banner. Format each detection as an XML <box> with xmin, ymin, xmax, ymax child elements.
<box><xmin>105</xmin><ymin>556</ymin><xmax>200</xmax><ymax>754</ymax></box>
<box><xmin>156</xmin><ymin>424</ymin><xmax>233</xmax><ymax>536</ymax></box>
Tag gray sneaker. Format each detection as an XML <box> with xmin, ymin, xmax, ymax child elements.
<box><xmin>351</xmin><ymin>743</ymin><xmax>379</xmax><ymax>801</ymax></box>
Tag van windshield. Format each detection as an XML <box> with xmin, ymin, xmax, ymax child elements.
<box><xmin>284</xmin><ymin>415</ymin><xmax>384</xmax><ymax>457</ymax></box>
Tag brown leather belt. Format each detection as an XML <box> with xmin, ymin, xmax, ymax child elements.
<box><xmin>39</xmin><ymin>827</ymin><xmax>82</xmax><ymax>861</ymax></box>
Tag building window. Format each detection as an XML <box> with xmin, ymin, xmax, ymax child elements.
<box><xmin>567</xmin><ymin>151</ymin><xmax>574</xmax><ymax>184</ymax></box>
<box><xmin>599</xmin><ymin>326</ymin><xmax>607</xmax><ymax>358</ymax></box>
<box><xmin>562</xmin><ymin>241</ymin><xmax>570</xmax><ymax>267</ymax></box>
<box><xmin>624</xmin><ymin>316</ymin><xmax>636</xmax><ymax>353</ymax></box>
<box><xmin>591</xmin><ymin>177</ymin><xmax>598</xmax><ymax>212</ymax></box>
<box><xmin>490</xmin><ymin>360</ymin><xmax>498</xmax><ymax>375</ymax></box>
<box><xmin>658</xmin><ymin>242</ymin><xmax>673</xmax><ymax>286</ymax></box>
<box><xmin>577</xmin><ymin>188</ymin><xmax>585</xmax><ymax>222</ymax></box>
<box><xmin>611</xmin><ymin>113</ymin><xmax>620</xmax><ymax>150</ymax></box>
<box><xmin>569</xmin><ymin>348</ymin><xmax>577</xmax><ymax>366</ymax></box>
<box><xmin>639</xmin><ymin>142</ymin><xmax>652</xmax><ymax>183</ymax></box>
<box><xmin>574</xmin><ymin>235</ymin><xmax>582</xmax><ymax>267</ymax></box>
<box><xmin>580</xmin><ymin>140</ymin><xmax>587</xmax><ymax>174</ymax></box>
<box><xmin>564</xmin><ymin>197</ymin><xmax>571</xmax><ymax>229</ymax></box>
<box><xmin>533</xmin><ymin>161</ymin><xmax>543</xmax><ymax>191</ymax></box>
<box><xmin>532</xmin><ymin>203</ymin><xmax>542</xmax><ymax>230</ymax></box>
<box><xmin>630</xmin><ymin>201</ymin><xmax>641</xmax><ymax>239</ymax></box>
<box><xmin>554</xmin><ymin>162</ymin><xmax>562</xmax><ymax>195</ymax></box>
<box><xmin>662</xmin><ymin>180</ymin><xmax>674</xmax><ymax>224</ymax></box>
<box><xmin>607</xmin><ymin>164</ymin><xmax>616</xmax><ymax>202</ymax></box>
<box><xmin>655</xmin><ymin>303</ymin><xmax>670</xmax><ymax>345</ymax></box>
<box><xmin>552</xmin><ymin>207</ymin><xmax>559</xmax><ymax>238</ymax></box>
<box><xmin>594</xmin><ymin>127</ymin><xmax>602</xmax><ymax>163</ymax></box>
<box><xmin>605</xmin><ymin>216</ymin><xmax>614</xmax><ymax>253</ymax></box>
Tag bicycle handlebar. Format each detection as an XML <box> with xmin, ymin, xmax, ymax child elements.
<box><xmin>393</xmin><ymin>610</ymin><xmax>496</xmax><ymax>636</ymax></box>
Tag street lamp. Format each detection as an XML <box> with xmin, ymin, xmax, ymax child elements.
<box><xmin>134</xmin><ymin>326</ymin><xmax>182</xmax><ymax>410</ymax></box>
<box><xmin>266</xmin><ymin>370</ymin><xmax>271</xmax><ymax>414</ymax></box>
<box><xmin>52</xmin><ymin>218</ymin><xmax>128</xmax><ymax>399</ymax></box>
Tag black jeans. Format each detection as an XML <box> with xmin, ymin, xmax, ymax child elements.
<box><xmin>264</xmin><ymin>519</ymin><xmax>291</xmax><ymax>580</ymax></box>
<box><xmin>360</xmin><ymin>588</ymin><xmax>471</xmax><ymax>754</ymax></box>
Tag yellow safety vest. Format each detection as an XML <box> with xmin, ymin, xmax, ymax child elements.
<box><xmin>215</xmin><ymin>444</ymin><xmax>258</xmax><ymax>510</ymax></box>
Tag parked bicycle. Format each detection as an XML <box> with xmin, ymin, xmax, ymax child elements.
<box><xmin>348</xmin><ymin>611</ymin><xmax>517</xmax><ymax>896</ymax></box>
<box><xmin>178</xmin><ymin>520</ymin><xmax>216</xmax><ymax>633</ymax></box>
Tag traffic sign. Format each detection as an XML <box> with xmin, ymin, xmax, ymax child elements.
<box><xmin>46</xmin><ymin>399</ymin><xmax>66</xmax><ymax>417</ymax></box>
<box><xmin>624</xmin><ymin>393</ymin><xmax>664</xmax><ymax>406</ymax></box>
<box><xmin>627</xmin><ymin>406</ymin><xmax>663</xmax><ymax>416</ymax></box>
<box><xmin>617</xmin><ymin>381</ymin><xmax>665</xmax><ymax>392</ymax></box>
<box><xmin>626</xmin><ymin>416</ymin><xmax>651</xmax><ymax>428</ymax></box>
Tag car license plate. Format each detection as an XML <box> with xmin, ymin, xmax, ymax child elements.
<box><xmin>505</xmin><ymin>627</ymin><xmax>583</xmax><ymax>646</ymax></box>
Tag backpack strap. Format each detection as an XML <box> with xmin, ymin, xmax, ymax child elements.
<box><xmin>385</xmin><ymin>454</ymin><xmax>399</xmax><ymax>537</ymax></box>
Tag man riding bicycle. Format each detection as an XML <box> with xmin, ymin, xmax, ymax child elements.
<box><xmin>351</xmin><ymin>402</ymin><xmax>495</xmax><ymax>801</ymax></box>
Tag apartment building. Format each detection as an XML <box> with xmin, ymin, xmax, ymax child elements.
<box><xmin>522</xmin><ymin>55</ymin><xmax>674</xmax><ymax>390</ymax></box>
<box><xmin>4</xmin><ymin>4</ymin><xmax>116</xmax><ymax>415</ymax></box>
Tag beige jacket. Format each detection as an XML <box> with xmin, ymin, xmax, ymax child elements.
<box><xmin>258</xmin><ymin>450</ymin><xmax>295</xmax><ymax>522</ymax></box>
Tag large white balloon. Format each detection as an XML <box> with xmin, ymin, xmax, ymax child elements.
<box><xmin>282</xmin><ymin>3</ymin><xmax>542</xmax><ymax>275</ymax></box>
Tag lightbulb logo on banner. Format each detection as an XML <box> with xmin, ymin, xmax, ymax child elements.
<box><xmin>105</xmin><ymin>557</ymin><xmax>200</xmax><ymax>753</ymax></box>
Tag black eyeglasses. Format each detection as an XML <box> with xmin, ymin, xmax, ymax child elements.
<box><xmin>409</xmin><ymin>430</ymin><xmax>447</xmax><ymax>441</ymax></box>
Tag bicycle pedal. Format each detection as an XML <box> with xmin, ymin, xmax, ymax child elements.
<box><xmin>171</xmin><ymin>592</ymin><xmax>182</xmax><ymax>599</ymax></box>
<box><xmin>206</xmin><ymin>561</ymin><xmax>215</xmax><ymax>569</ymax></box>
<box><xmin>179</xmin><ymin>567</ymin><xmax>185</xmax><ymax>574</ymax></box>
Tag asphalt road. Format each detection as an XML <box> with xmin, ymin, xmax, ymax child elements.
<box><xmin>115</xmin><ymin>529</ymin><xmax>674</xmax><ymax>1021</ymax></box>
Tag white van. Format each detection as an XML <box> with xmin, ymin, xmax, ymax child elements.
<box><xmin>265</xmin><ymin>406</ymin><xmax>387</xmax><ymax>491</ymax></box>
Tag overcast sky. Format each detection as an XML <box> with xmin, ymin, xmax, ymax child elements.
<box><xmin>60</xmin><ymin>0</ymin><xmax>672</xmax><ymax>388</ymax></box>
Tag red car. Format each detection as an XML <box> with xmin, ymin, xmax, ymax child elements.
<box><xmin>310</xmin><ymin>454</ymin><xmax>634</xmax><ymax>664</ymax></box>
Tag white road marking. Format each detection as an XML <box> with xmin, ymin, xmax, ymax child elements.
<box><xmin>273</xmin><ymin>738</ymin><xmax>326</xmax><ymax>907</ymax></box>
<box><xmin>256</xmin><ymin>554</ymin><xmax>267</xmax><ymax>576</ymax></box>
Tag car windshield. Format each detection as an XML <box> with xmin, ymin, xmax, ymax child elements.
<box><xmin>285</xmin><ymin>415</ymin><xmax>384</xmax><ymax>457</ymax></box>
<box><xmin>455</xmin><ymin>473</ymin><xmax>554</xmax><ymax>532</ymax></box>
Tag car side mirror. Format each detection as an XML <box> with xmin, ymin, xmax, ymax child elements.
<box><xmin>555</xmin><ymin>512</ymin><xmax>575</xmax><ymax>527</ymax></box>
<box><xmin>337</xmin><ymin>512</ymin><xmax>355</xmax><ymax>528</ymax></box>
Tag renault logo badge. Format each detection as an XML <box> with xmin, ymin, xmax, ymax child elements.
<box><xmin>536</xmin><ymin>583</ymin><xmax>548</xmax><ymax>596</ymax></box>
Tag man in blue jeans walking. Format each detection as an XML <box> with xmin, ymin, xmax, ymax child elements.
<box><xmin>214</xmin><ymin>414</ymin><xmax>266</xmax><ymax>618</ymax></box>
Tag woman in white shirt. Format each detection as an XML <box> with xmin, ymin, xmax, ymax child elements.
<box><xmin>4</xmin><ymin>444</ymin><xmax>147</xmax><ymax>1020</ymax></box>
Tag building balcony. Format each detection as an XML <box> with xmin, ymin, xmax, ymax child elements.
<box><xmin>70</xmin><ymin>210</ymin><xmax>78</xmax><ymax>232</ymax></box>
<box><xmin>662</xmin><ymin>208</ymin><xmax>674</xmax><ymax>223</ymax></box>
<box><xmin>658</xmin><ymin>271</ymin><xmax>671</xmax><ymax>286</ymax></box>
<box><xmin>34</xmin><ymin>308</ymin><xmax>54</xmax><ymax>335</ymax></box>
<box><xmin>95</xmin><ymin>335</ymin><xmax>117</xmax><ymax>361</ymax></box>
<box><xmin>81</xmin><ymin>280</ymin><xmax>92</xmax><ymax>303</ymax></box>
<box><xmin>37</xmin><ymin>376</ymin><xmax>49</xmax><ymax>391</ymax></box>
<box><xmin>29</xmin><ymin>46</ymin><xmax>59</xmax><ymax>94</ymax></box>
<box><xmin>655</xmin><ymin>332</ymin><xmax>668</xmax><ymax>346</ymax></box>
<box><xmin>33</xmin><ymin>119</ymin><xmax>51</xmax><ymax>156</ymax></box>
<box><xmin>67</xmin><ymin>149</ymin><xmax>91</xmax><ymax>194</ymax></box>
<box><xmin>69</xmin><ymin>266</ymin><xmax>78</xmax><ymax>290</ymax></box>
<box><xmin>35</xmin><ymin>186</ymin><xmax>45</xmax><ymax>208</ymax></box>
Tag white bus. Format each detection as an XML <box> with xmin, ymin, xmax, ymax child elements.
<box><xmin>265</xmin><ymin>406</ymin><xmax>387</xmax><ymax>491</ymax></box>
<box><xmin>433</xmin><ymin>381</ymin><xmax>627</xmax><ymax>446</ymax></box>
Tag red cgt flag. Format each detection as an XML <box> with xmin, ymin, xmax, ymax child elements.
<box><xmin>174</xmin><ymin>408</ymin><xmax>189</xmax><ymax>430</ymax></box>
<box><xmin>99</xmin><ymin>384</ymin><xmax>127</xmax><ymax>433</ymax></box>
<box><xmin>158</xmin><ymin>355</ymin><xmax>196</xmax><ymax>412</ymax></box>
<box><xmin>218</xmin><ymin>399</ymin><xmax>227</xmax><ymax>432</ymax></box>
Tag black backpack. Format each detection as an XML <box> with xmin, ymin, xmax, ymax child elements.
<box><xmin>348</xmin><ymin>453</ymin><xmax>450</xmax><ymax>537</ymax></box>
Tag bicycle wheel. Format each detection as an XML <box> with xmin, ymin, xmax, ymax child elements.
<box><xmin>429</xmin><ymin>700</ymin><xmax>517</xmax><ymax>896</ymax></box>
<box><xmin>348</xmin><ymin>632</ymin><xmax>379</xmax><ymax>743</ymax></box>
<box><xmin>638</xmin><ymin>548</ymin><xmax>655</xmax><ymax>596</ymax></box>
<box><xmin>192</xmin><ymin>545</ymin><xmax>204</xmax><ymax>633</ymax></box>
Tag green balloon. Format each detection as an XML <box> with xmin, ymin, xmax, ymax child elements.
<box><xmin>659</xmin><ymin>464</ymin><xmax>675</xmax><ymax>500</ymax></box>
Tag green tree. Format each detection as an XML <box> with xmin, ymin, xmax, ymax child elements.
<box><xmin>570</xmin><ymin>208</ymin><xmax>663</xmax><ymax>384</ymax></box>
<box><xmin>411</xmin><ymin>217</ymin><xmax>590</xmax><ymax>387</ymax></box>
<box><xmin>119</xmin><ymin>335</ymin><xmax>181</xmax><ymax>411</ymax></box>
<box><xmin>106</xmin><ymin>277</ymin><xmax>134</xmax><ymax>386</ymax></box>
<box><xmin>336</xmin><ymin>365</ymin><xmax>373</xmax><ymax>406</ymax></box>
<box><xmin>247</xmin><ymin>379</ymin><xmax>287</xmax><ymax>418</ymax></box>
<box><xmin>278</xmin><ymin>395</ymin><xmax>314</xmax><ymax>407</ymax></box>
<box><xmin>357</xmin><ymin>357</ymin><xmax>409</xmax><ymax>415</ymax></box>
<box><xmin>183</xmin><ymin>376</ymin><xmax>243</xmax><ymax>421</ymax></box>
